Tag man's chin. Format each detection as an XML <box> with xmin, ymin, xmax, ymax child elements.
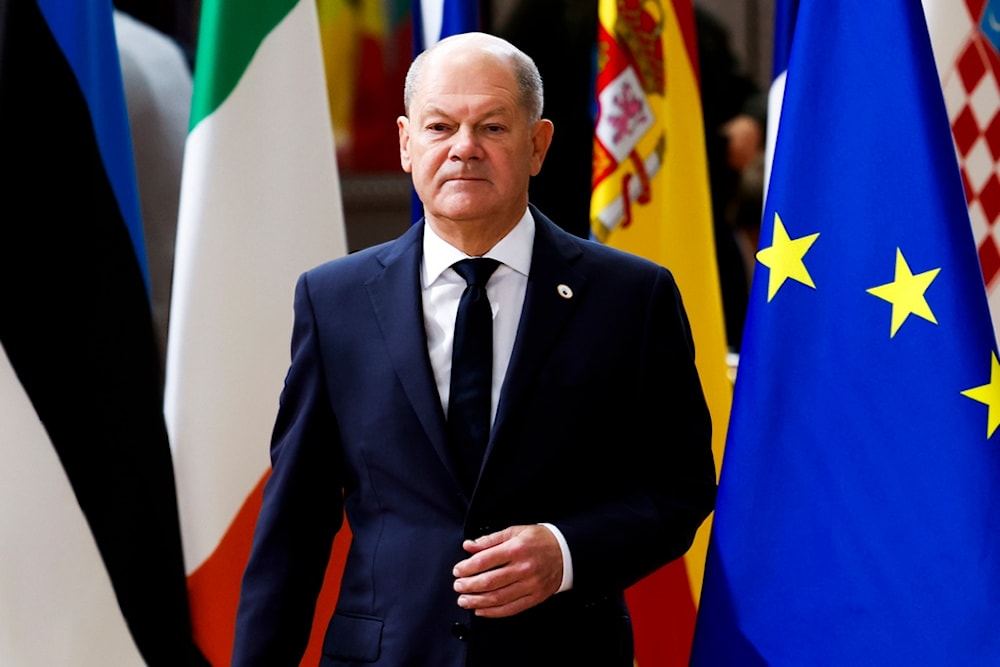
<box><xmin>440</xmin><ymin>180</ymin><xmax>491</xmax><ymax>197</ymax></box>
<box><xmin>431</xmin><ymin>196</ymin><xmax>495</xmax><ymax>221</ymax></box>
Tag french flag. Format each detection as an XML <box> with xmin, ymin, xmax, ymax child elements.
<box><xmin>763</xmin><ymin>0</ymin><xmax>800</xmax><ymax>198</ymax></box>
<box><xmin>412</xmin><ymin>0</ymin><xmax>481</xmax><ymax>55</ymax></box>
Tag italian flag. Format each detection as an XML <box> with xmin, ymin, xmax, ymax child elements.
<box><xmin>164</xmin><ymin>0</ymin><xmax>349</xmax><ymax>662</ymax></box>
<box><xmin>591</xmin><ymin>1</ymin><xmax>732</xmax><ymax>664</ymax></box>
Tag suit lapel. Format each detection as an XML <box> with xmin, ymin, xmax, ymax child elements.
<box><xmin>487</xmin><ymin>211</ymin><xmax>586</xmax><ymax>461</ymax></box>
<box><xmin>367</xmin><ymin>213</ymin><xmax>588</xmax><ymax>500</ymax></box>
<box><xmin>365</xmin><ymin>222</ymin><xmax>453</xmax><ymax>477</ymax></box>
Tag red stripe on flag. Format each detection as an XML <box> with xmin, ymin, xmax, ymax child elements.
<box><xmin>300</xmin><ymin>528</ymin><xmax>352</xmax><ymax>666</ymax></box>
<box><xmin>186</xmin><ymin>476</ymin><xmax>265</xmax><ymax>665</ymax></box>
<box><xmin>670</xmin><ymin>0</ymin><xmax>698</xmax><ymax>82</ymax></box>
<box><xmin>186</xmin><ymin>473</ymin><xmax>351</xmax><ymax>665</ymax></box>
<box><xmin>626</xmin><ymin>559</ymin><xmax>698</xmax><ymax>667</ymax></box>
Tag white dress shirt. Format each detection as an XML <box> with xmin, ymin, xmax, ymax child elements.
<box><xmin>420</xmin><ymin>209</ymin><xmax>573</xmax><ymax>593</ymax></box>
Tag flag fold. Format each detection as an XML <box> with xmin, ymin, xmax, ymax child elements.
<box><xmin>0</xmin><ymin>0</ymin><xmax>200</xmax><ymax>664</ymax></box>
<box><xmin>692</xmin><ymin>2</ymin><xmax>1000</xmax><ymax>664</ymax></box>
<box><xmin>590</xmin><ymin>1</ymin><xmax>731</xmax><ymax>664</ymax></box>
<box><xmin>165</xmin><ymin>0</ymin><xmax>348</xmax><ymax>661</ymax></box>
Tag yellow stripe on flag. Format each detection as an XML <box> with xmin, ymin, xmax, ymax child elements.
<box><xmin>591</xmin><ymin>0</ymin><xmax>731</xmax><ymax>630</ymax></box>
<box><xmin>317</xmin><ymin>0</ymin><xmax>358</xmax><ymax>154</ymax></box>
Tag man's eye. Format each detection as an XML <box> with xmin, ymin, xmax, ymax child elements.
<box><xmin>485</xmin><ymin>125</ymin><xmax>505</xmax><ymax>133</ymax></box>
<box><xmin>428</xmin><ymin>123</ymin><xmax>449</xmax><ymax>132</ymax></box>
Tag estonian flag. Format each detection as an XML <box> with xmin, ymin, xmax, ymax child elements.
<box><xmin>0</xmin><ymin>0</ymin><xmax>203</xmax><ymax>664</ymax></box>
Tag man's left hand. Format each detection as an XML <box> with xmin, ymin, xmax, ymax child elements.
<box><xmin>452</xmin><ymin>525</ymin><xmax>562</xmax><ymax>618</ymax></box>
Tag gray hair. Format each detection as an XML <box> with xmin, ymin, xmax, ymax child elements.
<box><xmin>403</xmin><ymin>33</ymin><xmax>544</xmax><ymax>123</ymax></box>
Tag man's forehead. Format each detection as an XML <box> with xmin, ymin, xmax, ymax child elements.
<box><xmin>422</xmin><ymin>36</ymin><xmax>518</xmax><ymax>81</ymax></box>
<box><xmin>416</xmin><ymin>100</ymin><xmax>516</xmax><ymax>119</ymax></box>
<box><xmin>413</xmin><ymin>64</ymin><xmax>519</xmax><ymax>108</ymax></box>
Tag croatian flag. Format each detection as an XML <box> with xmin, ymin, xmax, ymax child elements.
<box><xmin>923</xmin><ymin>0</ymin><xmax>1000</xmax><ymax>345</ymax></box>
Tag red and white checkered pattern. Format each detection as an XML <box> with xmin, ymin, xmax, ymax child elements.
<box><xmin>929</xmin><ymin>0</ymin><xmax>1000</xmax><ymax>341</ymax></box>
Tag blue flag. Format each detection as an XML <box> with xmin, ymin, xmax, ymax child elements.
<box><xmin>36</xmin><ymin>0</ymin><xmax>149</xmax><ymax>288</ymax></box>
<box><xmin>411</xmin><ymin>0</ymin><xmax>480</xmax><ymax>55</ymax></box>
<box><xmin>763</xmin><ymin>0</ymin><xmax>798</xmax><ymax>194</ymax></box>
<box><xmin>770</xmin><ymin>0</ymin><xmax>799</xmax><ymax>82</ymax></box>
<box><xmin>409</xmin><ymin>0</ymin><xmax>480</xmax><ymax>223</ymax></box>
<box><xmin>690</xmin><ymin>1</ymin><xmax>1000</xmax><ymax>664</ymax></box>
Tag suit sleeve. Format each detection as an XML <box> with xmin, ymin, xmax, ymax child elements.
<box><xmin>231</xmin><ymin>272</ymin><xmax>345</xmax><ymax>666</ymax></box>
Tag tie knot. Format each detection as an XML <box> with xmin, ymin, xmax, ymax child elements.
<box><xmin>453</xmin><ymin>258</ymin><xmax>500</xmax><ymax>288</ymax></box>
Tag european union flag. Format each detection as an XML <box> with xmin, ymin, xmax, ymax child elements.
<box><xmin>690</xmin><ymin>1</ymin><xmax>1000</xmax><ymax>664</ymax></box>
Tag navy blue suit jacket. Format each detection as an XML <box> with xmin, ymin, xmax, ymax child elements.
<box><xmin>232</xmin><ymin>207</ymin><xmax>716</xmax><ymax>666</ymax></box>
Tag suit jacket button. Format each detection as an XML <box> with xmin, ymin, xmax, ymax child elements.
<box><xmin>451</xmin><ymin>622</ymin><xmax>469</xmax><ymax>641</ymax></box>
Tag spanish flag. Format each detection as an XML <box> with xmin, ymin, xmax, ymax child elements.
<box><xmin>590</xmin><ymin>1</ymin><xmax>731</xmax><ymax>664</ymax></box>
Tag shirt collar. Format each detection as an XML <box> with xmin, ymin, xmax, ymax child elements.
<box><xmin>422</xmin><ymin>209</ymin><xmax>535</xmax><ymax>288</ymax></box>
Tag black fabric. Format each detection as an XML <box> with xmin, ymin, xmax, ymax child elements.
<box><xmin>0</xmin><ymin>1</ymin><xmax>205</xmax><ymax>664</ymax></box>
<box><xmin>495</xmin><ymin>0</ymin><xmax>599</xmax><ymax>240</ymax></box>
<box><xmin>695</xmin><ymin>5</ymin><xmax>764</xmax><ymax>351</ymax></box>
<box><xmin>447</xmin><ymin>258</ymin><xmax>500</xmax><ymax>495</ymax></box>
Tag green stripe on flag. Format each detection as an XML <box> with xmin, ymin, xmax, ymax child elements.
<box><xmin>190</xmin><ymin>0</ymin><xmax>299</xmax><ymax>128</ymax></box>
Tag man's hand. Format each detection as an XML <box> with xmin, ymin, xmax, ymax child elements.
<box><xmin>452</xmin><ymin>525</ymin><xmax>563</xmax><ymax>618</ymax></box>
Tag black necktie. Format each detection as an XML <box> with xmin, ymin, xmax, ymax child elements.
<box><xmin>448</xmin><ymin>258</ymin><xmax>500</xmax><ymax>494</ymax></box>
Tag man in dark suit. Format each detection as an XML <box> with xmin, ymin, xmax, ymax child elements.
<box><xmin>232</xmin><ymin>32</ymin><xmax>716</xmax><ymax>667</ymax></box>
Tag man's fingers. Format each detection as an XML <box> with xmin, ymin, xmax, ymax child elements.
<box><xmin>454</xmin><ymin>554</ymin><xmax>532</xmax><ymax>594</ymax></box>
<box><xmin>456</xmin><ymin>575</ymin><xmax>539</xmax><ymax>617</ymax></box>
<box><xmin>452</xmin><ymin>524</ymin><xmax>562</xmax><ymax>618</ymax></box>
<box><xmin>453</xmin><ymin>548</ymin><xmax>558</xmax><ymax>618</ymax></box>
<box><xmin>462</xmin><ymin>526</ymin><xmax>514</xmax><ymax>553</ymax></box>
<box><xmin>471</xmin><ymin>597</ymin><xmax>537</xmax><ymax>618</ymax></box>
<box><xmin>453</xmin><ymin>546</ymin><xmax>505</xmax><ymax>579</ymax></box>
<box><xmin>459</xmin><ymin>589</ymin><xmax>538</xmax><ymax>618</ymax></box>
<box><xmin>453</xmin><ymin>526</ymin><xmax>523</xmax><ymax>577</ymax></box>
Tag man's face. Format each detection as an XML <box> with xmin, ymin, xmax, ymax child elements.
<box><xmin>398</xmin><ymin>45</ymin><xmax>551</xmax><ymax>229</ymax></box>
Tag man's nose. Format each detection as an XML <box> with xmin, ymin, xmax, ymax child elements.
<box><xmin>449</xmin><ymin>126</ymin><xmax>483</xmax><ymax>161</ymax></box>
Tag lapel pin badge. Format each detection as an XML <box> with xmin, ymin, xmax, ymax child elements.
<box><xmin>557</xmin><ymin>284</ymin><xmax>573</xmax><ymax>299</ymax></box>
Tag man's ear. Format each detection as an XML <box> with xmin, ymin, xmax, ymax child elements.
<box><xmin>529</xmin><ymin>119</ymin><xmax>555</xmax><ymax>176</ymax></box>
<box><xmin>398</xmin><ymin>116</ymin><xmax>412</xmax><ymax>173</ymax></box>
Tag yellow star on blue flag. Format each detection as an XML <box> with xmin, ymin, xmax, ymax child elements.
<box><xmin>866</xmin><ymin>248</ymin><xmax>940</xmax><ymax>337</ymax></box>
<box><xmin>962</xmin><ymin>352</ymin><xmax>1000</xmax><ymax>438</ymax></box>
<box><xmin>756</xmin><ymin>212</ymin><xmax>819</xmax><ymax>301</ymax></box>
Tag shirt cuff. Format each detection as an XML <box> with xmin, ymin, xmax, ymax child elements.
<box><xmin>538</xmin><ymin>522</ymin><xmax>573</xmax><ymax>593</ymax></box>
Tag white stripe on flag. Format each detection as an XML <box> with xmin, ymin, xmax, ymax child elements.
<box><xmin>166</xmin><ymin>0</ymin><xmax>347</xmax><ymax>572</ymax></box>
<box><xmin>418</xmin><ymin>0</ymin><xmax>445</xmax><ymax>51</ymax></box>
<box><xmin>0</xmin><ymin>347</ymin><xmax>143</xmax><ymax>666</ymax></box>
